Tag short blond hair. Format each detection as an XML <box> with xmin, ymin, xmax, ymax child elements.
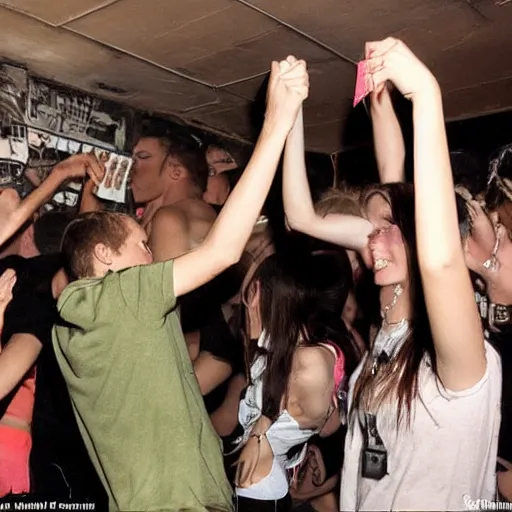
<box><xmin>315</xmin><ymin>187</ymin><xmax>362</xmax><ymax>218</ymax></box>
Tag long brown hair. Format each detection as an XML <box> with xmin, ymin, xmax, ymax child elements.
<box><xmin>245</xmin><ymin>246</ymin><xmax>355</xmax><ymax>422</ymax></box>
<box><xmin>351</xmin><ymin>183</ymin><xmax>435</xmax><ymax>427</ymax></box>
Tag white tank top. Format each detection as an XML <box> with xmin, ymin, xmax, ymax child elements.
<box><xmin>341</xmin><ymin>323</ymin><xmax>502</xmax><ymax>511</ymax></box>
<box><xmin>234</xmin><ymin>331</ymin><xmax>318</xmax><ymax>500</ymax></box>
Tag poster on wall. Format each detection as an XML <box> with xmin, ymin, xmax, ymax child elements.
<box><xmin>0</xmin><ymin>63</ymin><xmax>134</xmax><ymax>209</ymax></box>
<box><xmin>0</xmin><ymin>63</ymin><xmax>234</xmax><ymax>214</ymax></box>
<box><xmin>25</xmin><ymin>131</ymin><xmax>133</xmax><ymax>210</ymax></box>
<box><xmin>0</xmin><ymin>125</ymin><xmax>28</xmax><ymax>164</ymax></box>
<box><xmin>0</xmin><ymin>64</ymin><xmax>27</xmax><ymax>128</ymax></box>
<box><xmin>27</xmin><ymin>78</ymin><xmax>128</xmax><ymax>151</ymax></box>
<box><xmin>27</xmin><ymin>128</ymin><xmax>83</xmax><ymax>209</ymax></box>
<box><xmin>0</xmin><ymin>124</ymin><xmax>29</xmax><ymax>190</ymax></box>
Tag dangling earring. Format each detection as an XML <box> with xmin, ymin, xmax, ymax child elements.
<box><xmin>483</xmin><ymin>222</ymin><xmax>501</xmax><ymax>272</ymax></box>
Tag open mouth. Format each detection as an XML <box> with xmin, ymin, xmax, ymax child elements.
<box><xmin>373</xmin><ymin>258</ymin><xmax>389</xmax><ymax>271</ymax></box>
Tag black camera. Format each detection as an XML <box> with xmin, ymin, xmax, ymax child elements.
<box><xmin>362</xmin><ymin>446</ymin><xmax>388</xmax><ymax>480</ymax></box>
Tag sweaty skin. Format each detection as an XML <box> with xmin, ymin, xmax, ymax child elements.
<box><xmin>147</xmin><ymin>199</ymin><xmax>217</xmax><ymax>261</ymax></box>
<box><xmin>131</xmin><ymin>137</ymin><xmax>217</xmax><ymax>261</ymax></box>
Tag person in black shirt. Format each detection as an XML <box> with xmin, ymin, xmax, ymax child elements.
<box><xmin>462</xmin><ymin>198</ymin><xmax>512</xmax><ymax>500</ymax></box>
<box><xmin>0</xmin><ymin>255</ymin><xmax>62</xmax><ymax>497</ymax></box>
<box><xmin>0</xmin><ymin>253</ymin><xmax>106</xmax><ymax>504</ymax></box>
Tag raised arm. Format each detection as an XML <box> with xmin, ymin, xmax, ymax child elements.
<box><xmin>368</xmin><ymin>39</ymin><xmax>485</xmax><ymax>390</ymax></box>
<box><xmin>79</xmin><ymin>175</ymin><xmax>105</xmax><ymax>213</ymax></box>
<box><xmin>283</xmin><ymin>107</ymin><xmax>372</xmax><ymax>252</ymax></box>
<box><xmin>370</xmin><ymin>85</ymin><xmax>405</xmax><ymax>183</ymax></box>
<box><xmin>173</xmin><ymin>57</ymin><xmax>309</xmax><ymax>298</ymax></box>
<box><xmin>0</xmin><ymin>154</ymin><xmax>102</xmax><ymax>247</ymax></box>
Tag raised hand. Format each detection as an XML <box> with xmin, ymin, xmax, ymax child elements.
<box><xmin>265</xmin><ymin>55</ymin><xmax>309</xmax><ymax>131</ymax></box>
<box><xmin>53</xmin><ymin>154</ymin><xmax>105</xmax><ymax>186</ymax></box>
<box><xmin>365</xmin><ymin>38</ymin><xmax>438</xmax><ymax>101</ymax></box>
<box><xmin>366</xmin><ymin>43</ymin><xmax>388</xmax><ymax>97</ymax></box>
<box><xmin>466</xmin><ymin>200</ymin><xmax>497</xmax><ymax>256</ymax></box>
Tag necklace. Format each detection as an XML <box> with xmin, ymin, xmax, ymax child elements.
<box><xmin>373</xmin><ymin>283</ymin><xmax>406</xmax><ymax>377</ymax></box>
<box><xmin>380</xmin><ymin>284</ymin><xmax>404</xmax><ymax>326</ymax></box>
<box><xmin>371</xmin><ymin>319</ymin><xmax>409</xmax><ymax>376</ymax></box>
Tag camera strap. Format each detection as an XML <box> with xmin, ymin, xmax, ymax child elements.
<box><xmin>362</xmin><ymin>412</ymin><xmax>385</xmax><ymax>450</ymax></box>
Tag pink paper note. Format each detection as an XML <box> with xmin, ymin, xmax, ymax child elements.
<box><xmin>353</xmin><ymin>60</ymin><xmax>373</xmax><ymax>107</ymax></box>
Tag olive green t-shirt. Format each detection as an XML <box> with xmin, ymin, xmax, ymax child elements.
<box><xmin>52</xmin><ymin>261</ymin><xmax>233</xmax><ymax>511</ymax></box>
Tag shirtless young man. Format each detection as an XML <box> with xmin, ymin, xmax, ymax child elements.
<box><xmin>131</xmin><ymin>133</ymin><xmax>216</xmax><ymax>261</ymax></box>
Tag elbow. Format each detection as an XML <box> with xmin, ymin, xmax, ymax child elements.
<box><xmin>417</xmin><ymin>233</ymin><xmax>467</xmax><ymax>275</ymax></box>
<box><xmin>285</xmin><ymin>214</ymin><xmax>300</xmax><ymax>232</ymax></box>
<box><xmin>0</xmin><ymin>384</ymin><xmax>13</xmax><ymax>401</ymax></box>
<box><xmin>285</xmin><ymin>213</ymin><xmax>314</xmax><ymax>234</ymax></box>
<box><xmin>418</xmin><ymin>254</ymin><xmax>463</xmax><ymax>276</ymax></box>
<box><xmin>202</xmin><ymin>236</ymin><xmax>242</xmax><ymax>275</ymax></box>
<box><xmin>225</xmin><ymin>251</ymin><xmax>242</xmax><ymax>268</ymax></box>
<box><xmin>217</xmin><ymin>242</ymin><xmax>243</xmax><ymax>269</ymax></box>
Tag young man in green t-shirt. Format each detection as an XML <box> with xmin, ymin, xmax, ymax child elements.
<box><xmin>53</xmin><ymin>56</ymin><xmax>309</xmax><ymax>512</ymax></box>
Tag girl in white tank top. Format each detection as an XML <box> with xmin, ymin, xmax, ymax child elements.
<box><xmin>232</xmin><ymin>251</ymin><xmax>358</xmax><ymax>511</ymax></box>
<box><xmin>281</xmin><ymin>39</ymin><xmax>501</xmax><ymax>511</ymax></box>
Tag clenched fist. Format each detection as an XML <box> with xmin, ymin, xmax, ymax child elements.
<box><xmin>265</xmin><ymin>55</ymin><xmax>309</xmax><ymax>131</ymax></box>
<box><xmin>53</xmin><ymin>153</ymin><xmax>105</xmax><ymax>186</ymax></box>
<box><xmin>365</xmin><ymin>38</ymin><xmax>438</xmax><ymax>102</ymax></box>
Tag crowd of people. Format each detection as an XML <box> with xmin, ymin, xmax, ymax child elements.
<box><xmin>0</xmin><ymin>37</ymin><xmax>510</xmax><ymax>512</ymax></box>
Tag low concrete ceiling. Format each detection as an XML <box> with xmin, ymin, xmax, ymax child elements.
<box><xmin>0</xmin><ymin>0</ymin><xmax>511</xmax><ymax>154</ymax></box>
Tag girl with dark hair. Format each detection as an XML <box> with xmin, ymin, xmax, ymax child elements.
<box><xmin>289</xmin><ymin>244</ymin><xmax>364</xmax><ymax>510</ymax></box>
<box><xmin>232</xmin><ymin>248</ymin><xmax>356</xmax><ymax>511</ymax></box>
<box><xmin>283</xmin><ymin>38</ymin><xmax>501</xmax><ymax>511</ymax></box>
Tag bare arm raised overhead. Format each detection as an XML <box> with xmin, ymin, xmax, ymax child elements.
<box><xmin>370</xmin><ymin>84</ymin><xmax>406</xmax><ymax>184</ymax></box>
<box><xmin>173</xmin><ymin>57</ymin><xmax>309</xmax><ymax>297</ymax></box>
<box><xmin>283</xmin><ymin>107</ymin><xmax>372</xmax><ymax>252</ymax></box>
<box><xmin>367</xmin><ymin>38</ymin><xmax>485</xmax><ymax>390</ymax></box>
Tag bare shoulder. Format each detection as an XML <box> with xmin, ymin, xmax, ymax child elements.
<box><xmin>152</xmin><ymin>205</ymin><xmax>188</xmax><ymax>230</ymax></box>
<box><xmin>292</xmin><ymin>345</ymin><xmax>335</xmax><ymax>388</ymax></box>
<box><xmin>287</xmin><ymin>345</ymin><xmax>336</xmax><ymax>425</ymax></box>
<box><xmin>148</xmin><ymin>206</ymin><xmax>189</xmax><ymax>259</ymax></box>
<box><xmin>173</xmin><ymin>200</ymin><xmax>217</xmax><ymax>248</ymax></box>
<box><xmin>176</xmin><ymin>199</ymin><xmax>217</xmax><ymax>223</ymax></box>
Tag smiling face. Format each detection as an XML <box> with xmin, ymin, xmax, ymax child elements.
<box><xmin>365</xmin><ymin>193</ymin><xmax>408</xmax><ymax>287</ymax></box>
